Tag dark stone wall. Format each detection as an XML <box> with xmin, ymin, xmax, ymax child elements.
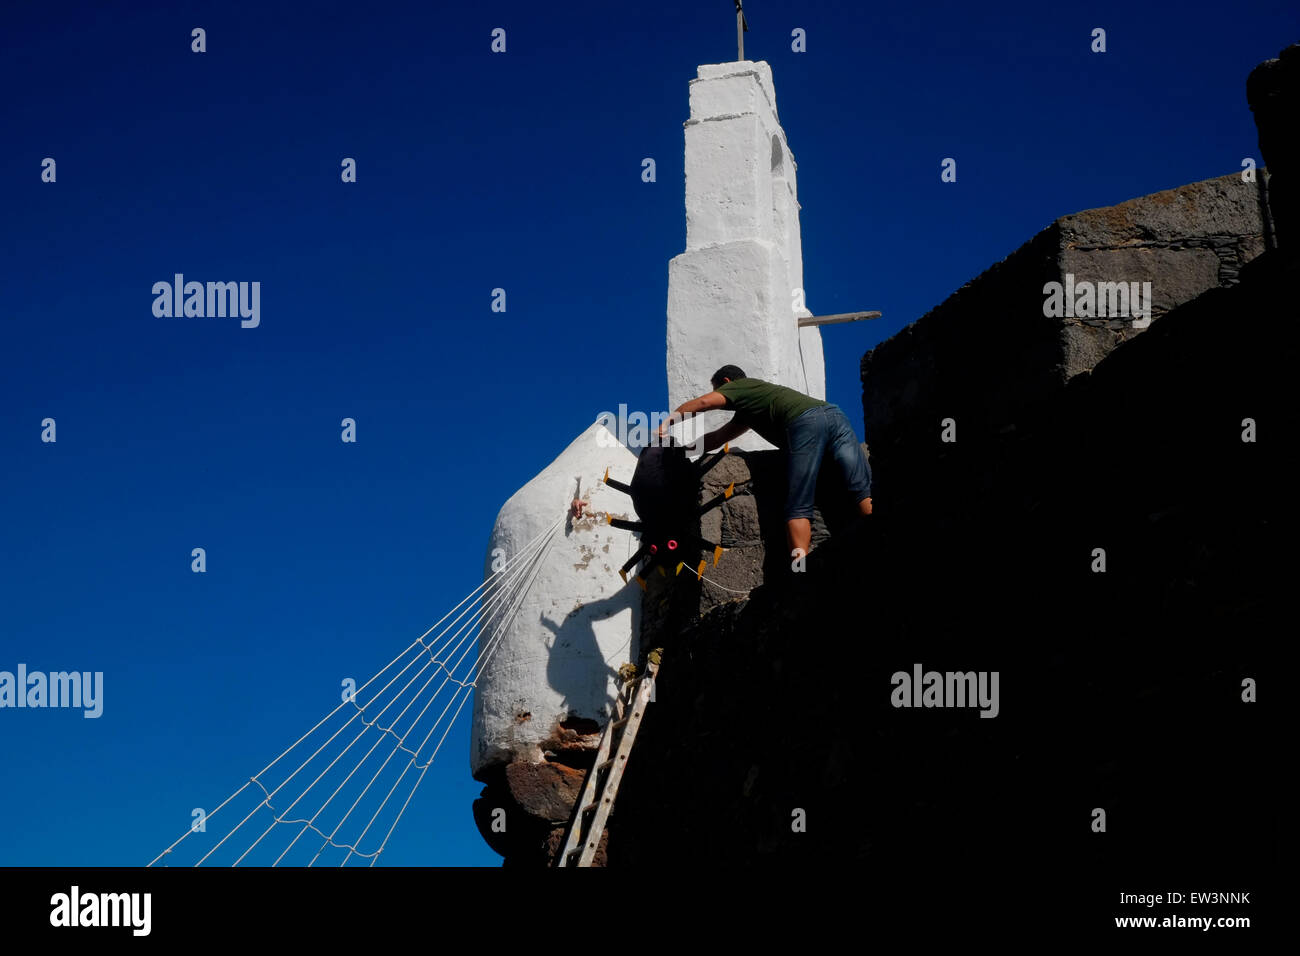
<box><xmin>861</xmin><ymin>172</ymin><xmax>1266</xmax><ymax>468</ymax></box>
<box><xmin>1248</xmin><ymin>43</ymin><xmax>1300</xmax><ymax>251</ymax></box>
<box><xmin>605</xmin><ymin>249</ymin><xmax>1290</xmax><ymax>897</ymax></box>
<box><xmin>480</xmin><ymin>247</ymin><xmax>1288</xmax><ymax>885</ymax></box>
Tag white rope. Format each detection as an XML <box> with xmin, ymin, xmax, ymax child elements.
<box><xmin>232</xmin><ymin>522</ymin><xmax>559</xmax><ymax>865</ymax></box>
<box><xmin>203</xmin><ymin>533</ymin><xmax>550</xmax><ymax>867</ymax></box>
<box><xmin>218</xmin><ymin>518</ymin><xmax>560</xmax><ymax>866</ymax></box>
<box><xmin>694</xmin><ymin>571</ymin><xmax>755</xmax><ymax>596</ymax></box>
<box><xmin>338</xmin><ymin>524</ymin><xmax>559</xmax><ymax>865</ymax></box>
<box><xmin>282</xmin><ymin>530</ymin><xmax>558</xmax><ymax>867</ymax></box>
<box><xmin>147</xmin><ymin>513</ymin><xmax>564</xmax><ymax>867</ymax></box>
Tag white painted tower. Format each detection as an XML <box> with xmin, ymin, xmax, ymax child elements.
<box><xmin>667</xmin><ymin>61</ymin><xmax>824</xmax><ymax>451</ymax></box>
<box><xmin>472</xmin><ymin>60</ymin><xmax>821</xmax><ymax>779</ymax></box>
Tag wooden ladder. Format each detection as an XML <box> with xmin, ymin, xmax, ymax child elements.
<box><xmin>556</xmin><ymin>653</ymin><xmax>660</xmax><ymax>867</ymax></box>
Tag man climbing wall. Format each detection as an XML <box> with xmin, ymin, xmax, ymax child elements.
<box><xmin>656</xmin><ymin>364</ymin><xmax>873</xmax><ymax>562</ymax></box>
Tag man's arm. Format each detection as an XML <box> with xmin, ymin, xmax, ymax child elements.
<box><xmin>656</xmin><ymin>390</ymin><xmax>729</xmax><ymax>437</ymax></box>
<box><xmin>699</xmin><ymin>415</ymin><xmax>750</xmax><ymax>451</ymax></box>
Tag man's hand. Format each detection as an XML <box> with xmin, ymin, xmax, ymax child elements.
<box><xmin>656</xmin><ymin>410</ymin><xmax>681</xmax><ymax>441</ymax></box>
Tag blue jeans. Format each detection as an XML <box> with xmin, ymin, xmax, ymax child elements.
<box><xmin>784</xmin><ymin>404</ymin><xmax>872</xmax><ymax>521</ymax></box>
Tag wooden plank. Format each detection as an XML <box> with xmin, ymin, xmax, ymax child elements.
<box><xmin>797</xmin><ymin>310</ymin><xmax>882</xmax><ymax>327</ymax></box>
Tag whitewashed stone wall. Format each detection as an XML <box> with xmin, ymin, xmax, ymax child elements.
<box><xmin>469</xmin><ymin>420</ymin><xmax>641</xmax><ymax>776</ymax></box>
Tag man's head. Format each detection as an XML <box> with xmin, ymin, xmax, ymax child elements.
<box><xmin>710</xmin><ymin>365</ymin><xmax>747</xmax><ymax>390</ymax></box>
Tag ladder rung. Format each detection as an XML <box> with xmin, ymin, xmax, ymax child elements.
<box><xmin>598</xmin><ymin>752</ymin><xmax>629</xmax><ymax>769</ymax></box>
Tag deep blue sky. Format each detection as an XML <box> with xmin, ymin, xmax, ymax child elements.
<box><xmin>2</xmin><ymin>1</ymin><xmax>1295</xmax><ymax>866</ymax></box>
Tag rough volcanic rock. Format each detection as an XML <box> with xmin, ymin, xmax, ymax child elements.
<box><xmin>860</xmin><ymin>171</ymin><xmax>1268</xmax><ymax>466</ymax></box>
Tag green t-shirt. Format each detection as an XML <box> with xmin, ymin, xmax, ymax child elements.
<box><xmin>715</xmin><ymin>377</ymin><xmax>828</xmax><ymax>448</ymax></box>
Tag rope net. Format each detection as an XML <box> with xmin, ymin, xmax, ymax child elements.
<box><xmin>148</xmin><ymin>514</ymin><xmax>563</xmax><ymax>866</ymax></box>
